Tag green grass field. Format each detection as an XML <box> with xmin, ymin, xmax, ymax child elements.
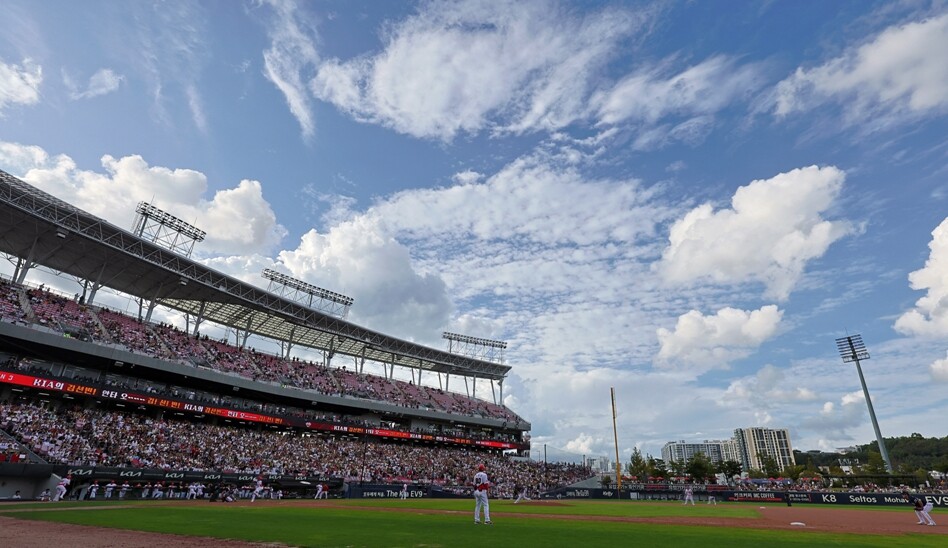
<box><xmin>1</xmin><ymin>499</ymin><xmax>942</xmax><ymax>547</ymax></box>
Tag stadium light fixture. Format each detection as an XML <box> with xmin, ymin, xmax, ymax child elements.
<box><xmin>835</xmin><ymin>334</ymin><xmax>893</xmax><ymax>473</ymax></box>
<box><xmin>55</xmin><ymin>228</ymin><xmax>68</xmax><ymax>239</ymax></box>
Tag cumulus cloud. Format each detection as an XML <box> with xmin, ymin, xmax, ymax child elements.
<box><xmin>64</xmin><ymin>68</ymin><xmax>123</xmax><ymax>100</ymax></box>
<box><xmin>657</xmin><ymin>165</ymin><xmax>853</xmax><ymax>300</ymax></box>
<box><xmin>452</xmin><ymin>170</ymin><xmax>483</xmax><ymax>185</ymax></box>
<box><xmin>929</xmin><ymin>352</ymin><xmax>948</xmax><ymax>383</ymax></box>
<box><xmin>0</xmin><ymin>142</ymin><xmax>287</xmax><ymax>256</ymax></box>
<box><xmin>894</xmin><ymin>217</ymin><xmax>948</xmax><ymax>337</ymax></box>
<box><xmin>259</xmin><ymin>0</ymin><xmax>320</xmax><ymax>137</ymax></box>
<box><xmin>311</xmin><ymin>0</ymin><xmax>644</xmax><ymax>140</ymax></box>
<box><xmin>803</xmin><ymin>390</ymin><xmax>866</xmax><ymax>440</ymax></box>
<box><xmin>656</xmin><ymin>305</ymin><xmax>783</xmax><ymax>370</ymax></box>
<box><xmin>0</xmin><ymin>58</ymin><xmax>42</xmax><ymax>112</ymax></box>
<box><xmin>723</xmin><ymin>364</ymin><xmax>818</xmax><ymax>406</ymax></box>
<box><xmin>774</xmin><ymin>13</ymin><xmax>948</xmax><ymax>127</ymax></box>
<box><xmin>278</xmin><ymin>215</ymin><xmax>453</xmax><ymax>343</ymax></box>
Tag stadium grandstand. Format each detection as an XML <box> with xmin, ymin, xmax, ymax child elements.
<box><xmin>0</xmin><ymin>169</ymin><xmax>592</xmax><ymax>500</ymax></box>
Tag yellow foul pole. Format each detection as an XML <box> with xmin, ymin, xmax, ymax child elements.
<box><xmin>611</xmin><ymin>387</ymin><xmax>622</xmax><ymax>491</ymax></box>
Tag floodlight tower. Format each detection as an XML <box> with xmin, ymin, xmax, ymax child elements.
<box><xmin>835</xmin><ymin>334</ymin><xmax>893</xmax><ymax>473</ymax></box>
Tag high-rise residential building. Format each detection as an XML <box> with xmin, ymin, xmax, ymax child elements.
<box><xmin>586</xmin><ymin>456</ymin><xmax>613</xmax><ymax>473</ymax></box>
<box><xmin>733</xmin><ymin>427</ymin><xmax>796</xmax><ymax>472</ymax></box>
<box><xmin>661</xmin><ymin>439</ymin><xmax>737</xmax><ymax>465</ymax></box>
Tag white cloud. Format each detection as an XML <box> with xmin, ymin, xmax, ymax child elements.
<box><xmin>112</xmin><ymin>2</ymin><xmax>209</xmax><ymax>131</ymax></box>
<box><xmin>803</xmin><ymin>390</ymin><xmax>866</xmax><ymax>439</ymax></box>
<box><xmin>0</xmin><ymin>142</ymin><xmax>287</xmax><ymax>256</ymax></box>
<box><xmin>723</xmin><ymin>363</ymin><xmax>818</xmax><ymax>406</ymax></box>
<box><xmin>656</xmin><ymin>305</ymin><xmax>783</xmax><ymax>370</ymax></box>
<box><xmin>260</xmin><ymin>0</ymin><xmax>321</xmax><ymax>137</ymax></box>
<box><xmin>894</xmin><ymin>217</ymin><xmax>948</xmax><ymax>337</ymax></box>
<box><xmin>277</xmin><ymin>215</ymin><xmax>453</xmax><ymax>343</ymax></box>
<box><xmin>929</xmin><ymin>352</ymin><xmax>948</xmax><ymax>383</ymax></box>
<box><xmin>0</xmin><ymin>58</ymin><xmax>42</xmax><ymax>112</ymax></box>
<box><xmin>311</xmin><ymin>0</ymin><xmax>645</xmax><ymax>140</ymax></box>
<box><xmin>657</xmin><ymin>165</ymin><xmax>853</xmax><ymax>300</ymax></box>
<box><xmin>452</xmin><ymin>170</ymin><xmax>483</xmax><ymax>185</ymax></box>
<box><xmin>774</xmin><ymin>13</ymin><xmax>948</xmax><ymax>127</ymax></box>
<box><xmin>596</xmin><ymin>56</ymin><xmax>764</xmax><ymax>149</ymax></box>
<box><xmin>64</xmin><ymin>68</ymin><xmax>123</xmax><ymax>100</ymax></box>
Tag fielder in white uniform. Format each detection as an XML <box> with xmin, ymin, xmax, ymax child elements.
<box><xmin>400</xmin><ymin>483</ymin><xmax>408</xmax><ymax>500</ymax></box>
<box><xmin>473</xmin><ymin>464</ymin><xmax>492</xmax><ymax>525</ymax></box>
<box><xmin>105</xmin><ymin>480</ymin><xmax>117</xmax><ymax>498</ymax></box>
<box><xmin>315</xmin><ymin>483</ymin><xmax>326</xmax><ymax>499</ymax></box>
<box><xmin>251</xmin><ymin>477</ymin><xmax>265</xmax><ymax>502</ymax></box>
<box><xmin>53</xmin><ymin>475</ymin><xmax>71</xmax><ymax>502</ymax></box>
<box><xmin>683</xmin><ymin>487</ymin><xmax>695</xmax><ymax>505</ymax></box>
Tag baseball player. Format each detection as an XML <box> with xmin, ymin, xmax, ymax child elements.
<box><xmin>88</xmin><ymin>481</ymin><xmax>99</xmax><ymax>500</ymax></box>
<box><xmin>400</xmin><ymin>483</ymin><xmax>408</xmax><ymax>500</ymax></box>
<box><xmin>53</xmin><ymin>474</ymin><xmax>71</xmax><ymax>501</ymax></box>
<box><xmin>682</xmin><ymin>486</ymin><xmax>695</xmax><ymax>505</ymax></box>
<box><xmin>473</xmin><ymin>464</ymin><xmax>492</xmax><ymax>525</ymax></box>
<box><xmin>513</xmin><ymin>482</ymin><xmax>530</xmax><ymax>504</ymax></box>
<box><xmin>707</xmin><ymin>493</ymin><xmax>717</xmax><ymax>505</ymax></box>
<box><xmin>251</xmin><ymin>476</ymin><xmax>265</xmax><ymax>502</ymax></box>
<box><xmin>119</xmin><ymin>481</ymin><xmax>130</xmax><ymax>499</ymax></box>
<box><xmin>921</xmin><ymin>497</ymin><xmax>937</xmax><ymax>526</ymax></box>
<box><xmin>904</xmin><ymin>492</ymin><xmax>926</xmax><ymax>524</ymax></box>
<box><xmin>105</xmin><ymin>480</ymin><xmax>117</xmax><ymax>498</ymax></box>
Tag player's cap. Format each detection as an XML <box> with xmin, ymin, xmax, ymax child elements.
<box><xmin>478</xmin><ymin>464</ymin><xmax>486</xmax><ymax>471</ymax></box>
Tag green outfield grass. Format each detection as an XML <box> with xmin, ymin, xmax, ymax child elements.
<box><xmin>0</xmin><ymin>499</ymin><xmax>942</xmax><ymax>548</ymax></box>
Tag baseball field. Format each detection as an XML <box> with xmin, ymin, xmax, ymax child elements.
<box><xmin>0</xmin><ymin>498</ymin><xmax>944</xmax><ymax>547</ymax></box>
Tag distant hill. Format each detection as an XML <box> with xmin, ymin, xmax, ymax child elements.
<box><xmin>795</xmin><ymin>433</ymin><xmax>948</xmax><ymax>473</ymax></box>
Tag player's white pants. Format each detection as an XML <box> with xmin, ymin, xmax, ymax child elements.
<box><xmin>707</xmin><ymin>496</ymin><xmax>716</xmax><ymax>505</ymax></box>
<box><xmin>922</xmin><ymin>503</ymin><xmax>936</xmax><ymax>525</ymax></box>
<box><xmin>53</xmin><ymin>486</ymin><xmax>66</xmax><ymax>501</ymax></box>
<box><xmin>252</xmin><ymin>488</ymin><xmax>263</xmax><ymax>502</ymax></box>
<box><xmin>684</xmin><ymin>495</ymin><xmax>694</xmax><ymax>505</ymax></box>
<box><xmin>474</xmin><ymin>490</ymin><xmax>490</xmax><ymax>523</ymax></box>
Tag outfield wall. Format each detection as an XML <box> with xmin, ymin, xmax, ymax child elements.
<box><xmin>543</xmin><ymin>486</ymin><xmax>948</xmax><ymax>507</ymax></box>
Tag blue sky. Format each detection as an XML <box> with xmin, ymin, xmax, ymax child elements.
<box><xmin>1</xmin><ymin>0</ymin><xmax>947</xmax><ymax>463</ymax></box>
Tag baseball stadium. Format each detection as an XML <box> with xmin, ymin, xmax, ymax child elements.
<box><xmin>0</xmin><ymin>169</ymin><xmax>944</xmax><ymax>546</ymax></box>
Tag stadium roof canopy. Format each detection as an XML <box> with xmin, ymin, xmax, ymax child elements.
<box><xmin>0</xmin><ymin>170</ymin><xmax>510</xmax><ymax>382</ymax></box>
